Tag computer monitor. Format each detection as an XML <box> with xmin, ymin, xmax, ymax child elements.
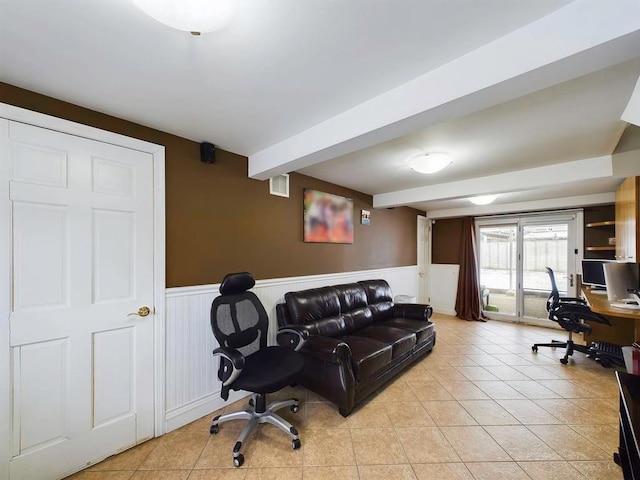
<box><xmin>581</xmin><ymin>259</ymin><xmax>612</xmax><ymax>289</ymax></box>
<box><xmin>603</xmin><ymin>262</ymin><xmax>639</xmax><ymax>301</ymax></box>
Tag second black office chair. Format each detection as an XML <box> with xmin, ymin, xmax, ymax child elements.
<box><xmin>209</xmin><ymin>272</ymin><xmax>305</xmax><ymax>467</ymax></box>
<box><xmin>532</xmin><ymin>267</ymin><xmax>611</xmax><ymax>365</ymax></box>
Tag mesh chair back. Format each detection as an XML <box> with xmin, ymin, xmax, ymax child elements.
<box><xmin>211</xmin><ymin>273</ymin><xmax>269</xmax><ymax>358</ymax></box>
<box><xmin>545</xmin><ymin>267</ymin><xmax>560</xmax><ymax>313</ymax></box>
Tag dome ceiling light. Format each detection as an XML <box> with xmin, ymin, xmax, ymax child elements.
<box><xmin>469</xmin><ymin>194</ymin><xmax>499</xmax><ymax>205</ymax></box>
<box><xmin>131</xmin><ymin>0</ymin><xmax>238</xmax><ymax>35</ymax></box>
<box><xmin>409</xmin><ymin>152</ymin><xmax>452</xmax><ymax>174</ymax></box>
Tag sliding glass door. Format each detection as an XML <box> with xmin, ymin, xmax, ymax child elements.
<box><xmin>477</xmin><ymin>213</ymin><xmax>578</xmax><ymax>325</ymax></box>
<box><xmin>522</xmin><ymin>222</ymin><xmax>571</xmax><ymax>319</ymax></box>
<box><xmin>477</xmin><ymin>224</ymin><xmax>518</xmax><ymax>317</ymax></box>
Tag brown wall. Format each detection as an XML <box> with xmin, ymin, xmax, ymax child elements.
<box><xmin>1</xmin><ymin>83</ymin><xmax>422</xmax><ymax>287</ymax></box>
<box><xmin>432</xmin><ymin>217</ymin><xmax>464</xmax><ymax>264</ymax></box>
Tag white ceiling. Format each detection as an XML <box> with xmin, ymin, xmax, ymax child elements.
<box><xmin>1</xmin><ymin>0</ymin><xmax>640</xmax><ymax>217</ymax></box>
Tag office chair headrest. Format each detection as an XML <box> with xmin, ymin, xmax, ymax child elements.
<box><xmin>219</xmin><ymin>272</ymin><xmax>256</xmax><ymax>295</ymax></box>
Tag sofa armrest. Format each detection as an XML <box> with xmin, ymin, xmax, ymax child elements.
<box><xmin>300</xmin><ymin>335</ymin><xmax>352</xmax><ymax>364</ymax></box>
<box><xmin>276</xmin><ymin>303</ymin><xmax>292</xmax><ymax>328</ymax></box>
<box><xmin>391</xmin><ymin>303</ymin><xmax>433</xmax><ymax>321</ymax></box>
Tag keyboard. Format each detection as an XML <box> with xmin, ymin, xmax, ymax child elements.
<box><xmin>611</xmin><ymin>302</ymin><xmax>640</xmax><ymax>310</ymax></box>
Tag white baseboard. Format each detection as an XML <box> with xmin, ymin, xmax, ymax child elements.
<box><xmin>433</xmin><ymin>308</ymin><xmax>457</xmax><ymax>316</ymax></box>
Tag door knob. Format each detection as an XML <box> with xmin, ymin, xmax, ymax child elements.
<box><xmin>128</xmin><ymin>306</ymin><xmax>151</xmax><ymax>317</ymax></box>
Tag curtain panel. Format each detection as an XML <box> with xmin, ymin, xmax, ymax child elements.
<box><xmin>455</xmin><ymin>217</ymin><xmax>486</xmax><ymax>322</ymax></box>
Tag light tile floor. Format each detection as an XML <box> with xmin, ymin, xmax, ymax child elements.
<box><xmin>67</xmin><ymin>314</ymin><xmax>624</xmax><ymax>480</ymax></box>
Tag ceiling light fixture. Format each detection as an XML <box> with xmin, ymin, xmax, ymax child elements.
<box><xmin>409</xmin><ymin>152</ymin><xmax>452</xmax><ymax>174</ymax></box>
<box><xmin>131</xmin><ymin>0</ymin><xmax>238</xmax><ymax>35</ymax></box>
<box><xmin>468</xmin><ymin>194</ymin><xmax>499</xmax><ymax>205</ymax></box>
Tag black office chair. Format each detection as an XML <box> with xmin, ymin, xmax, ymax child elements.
<box><xmin>209</xmin><ymin>272</ymin><xmax>305</xmax><ymax>467</ymax></box>
<box><xmin>532</xmin><ymin>267</ymin><xmax>611</xmax><ymax>365</ymax></box>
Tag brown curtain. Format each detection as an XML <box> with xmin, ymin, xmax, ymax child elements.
<box><xmin>455</xmin><ymin>217</ymin><xmax>486</xmax><ymax>322</ymax></box>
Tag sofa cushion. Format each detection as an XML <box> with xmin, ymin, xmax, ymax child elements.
<box><xmin>342</xmin><ymin>307</ymin><xmax>374</xmax><ymax>334</ymax></box>
<box><xmin>350</xmin><ymin>325</ymin><xmax>416</xmax><ymax>359</ymax></box>
<box><xmin>368</xmin><ymin>302</ymin><xmax>394</xmax><ymax>322</ymax></box>
<box><xmin>285</xmin><ymin>286</ymin><xmax>341</xmax><ymax>325</ymax></box>
<box><xmin>358</xmin><ymin>279</ymin><xmax>393</xmax><ymax>304</ymax></box>
<box><xmin>377</xmin><ymin>318</ymin><xmax>434</xmax><ymax>345</ymax></box>
<box><xmin>310</xmin><ymin>316</ymin><xmax>347</xmax><ymax>337</ymax></box>
<box><xmin>338</xmin><ymin>336</ymin><xmax>392</xmax><ymax>381</ymax></box>
<box><xmin>334</xmin><ymin>283</ymin><xmax>368</xmax><ymax>311</ymax></box>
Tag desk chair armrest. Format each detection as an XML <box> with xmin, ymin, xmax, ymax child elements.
<box><xmin>554</xmin><ymin>303</ymin><xmax>611</xmax><ymax>325</ymax></box>
<box><xmin>559</xmin><ymin>296</ymin><xmax>587</xmax><ymax>304</ymax></box>
<box><xmin>212</xmin><ymin>347</ymin><xmax>245</xmax><ymax>387</ymax></box>
<box><xmin>277</xmin><ymin>327</ymin><xmax>309</xmax><ymax>352</ymax></box>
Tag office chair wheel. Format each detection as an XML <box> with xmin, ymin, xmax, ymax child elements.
<box><xmin>292</xmin><ymin>438</ymin><xmax>301</xmax><ymax>450</ymax></box>
<box><xmin>290</xmin><ymin>404</ymin><xmax>299</xmax><ymax>413</ymax></box>
<box><xmin>210</xmin><ymin>424</ymin><xmax>219</xmax><ymax>434</ymax></box>
<box><xmin>248</xmin><ymin>398</ymin><xmax>255</xmax><ymax>407</ymax></box>
<box><xmin>560</xmin><ymin>358</ymin><xmax>569</xmax><ymax>365</ymax></box>
<box><xmin>532</xmin><ymin>346</ymin><xmax>538</xmax><ymax>352</ymax></box>
<box><xmin>233</xmin><ymin>454</ymin><xmax>244</xmax><ymax>468</ymax></box>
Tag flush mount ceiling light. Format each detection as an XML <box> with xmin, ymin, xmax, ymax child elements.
<box><xmin>409</xmin><ymin>152</ymin><xmax>452</xmax><ymax>174</ymax></box>
<box><xmin>131</xmin><ymin>0</ymin><xmax>238</xmax><ymax>35</ymax></box>
<box><xmin>468</xmin><ymin>194</ymin><xmax>499</xmax><ymax>205</ymax></box>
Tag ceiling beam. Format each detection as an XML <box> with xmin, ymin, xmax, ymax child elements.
<box><xmin>248</xmin><ymin>0</ymin><xmax>640</xmax><ymax>180</ymax></box>
<box><xmin>373</xmin><ymin>156</ymin><xmax>614</xmax><ymax>208</ymax></box>
<box><xmin>426</xmin><ymin>192</ymin><xmax>616</xmax><ymax>220</ymax></box>
<box><xmin>622</xmin><ymin>74</ymin><xmax>640</xmax><ymax>127</ymax></box>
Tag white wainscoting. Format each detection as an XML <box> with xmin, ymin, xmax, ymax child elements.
<box><xmin>429</xmin><ymin>264</ymin><xmax>459</xmax><ymax>316</ymax></box>
<box><xmin>164</xmin><ymin>265</ymin><xmax>418</xmax><ymax>432</ymax></box>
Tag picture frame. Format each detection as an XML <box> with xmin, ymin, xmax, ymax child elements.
<box><xmin>361</xmin><ymin>209</ymin><xmax>370</xmax><ymax>225</ymax></box>
<box><xmin>303</xmin><ymin>189</ymin><xmax>354</xmax><ymax>244</ymax></box>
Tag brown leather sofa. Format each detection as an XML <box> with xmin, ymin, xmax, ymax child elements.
<box><xmin>276</xmin><ymin>279</ymin><xmax>435</xmax><ymax>416</ymax></box>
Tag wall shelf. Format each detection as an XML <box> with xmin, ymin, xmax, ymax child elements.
<box><xmin>583</xmin><ymin>206</ymin><xmax>616</xmax><ymax>259</ymax></box>
<box><xmin>586</xmin><ymin>221</ymin><xmax>615</xmax><ymax>228</ymax></box>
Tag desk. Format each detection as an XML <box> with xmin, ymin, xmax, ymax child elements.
<box><xmin>582</xmin><ymin>286</ymin><xmax>640</xmax><ymax>345</ymax></box>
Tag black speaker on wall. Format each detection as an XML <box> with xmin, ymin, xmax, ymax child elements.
<box><xmin>200</xmin><ymin>142</ymin><xmax>216</xmax><ymax>164</ymax></box>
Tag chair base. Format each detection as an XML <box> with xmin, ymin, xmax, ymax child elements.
<box><xmin>210</xmin><ymin>393</ymin><xmax>301</xmax><ymax>467</ymax></box>
<box><xmin>589</xmin><ymin>341</ymin><xmax>625</xmax><ymax>368</ymax></box>
<box><xmin>532</xmin><ymin>339</ymin><xmax>592</xmax><ymax>364</ymax></box>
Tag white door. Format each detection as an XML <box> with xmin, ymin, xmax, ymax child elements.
<box><xmin>1</xmin><ymin>120</ymin><xmax>155</xmax><ymax>480</ymax></box>
<box><xmin>417</xmin><ymin>216</ymin><xmax>430</xmax><ymax>303</ymax></box>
